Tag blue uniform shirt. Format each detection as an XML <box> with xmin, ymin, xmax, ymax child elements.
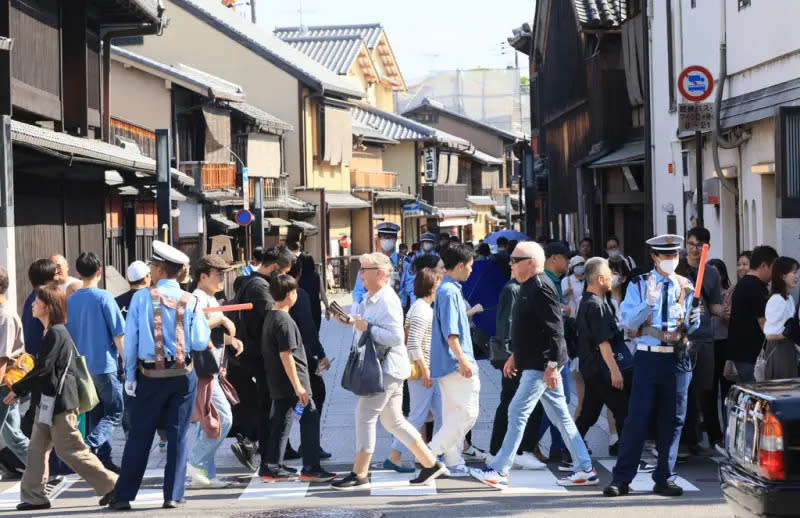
<box><xmin>353</xmin><ymin>253</ymin><xmax>398</xmax><ymax>304</ymax></box>
<box><xmin>398</xmin><ymin>251</ymin><xmax>439</xmax><ymax>305</ymax></box>
<box><xmin>430</xmin><ymin>275</ymin><xmax>475</xmax><ymax>378</ymax></box>
<box><xmin>621</xmin><ymin>270</ymin><xmax>700</xmax><ymax>346</ymax></box>
<box><xmin>66</xmin><ymin>287</ymin><xmax>125</xmax><ymax>375</ymax></box>
<box><xmin>123</xmin><ymin>278</ymin><xmax>211</xmax><ymax>381</ymax></box>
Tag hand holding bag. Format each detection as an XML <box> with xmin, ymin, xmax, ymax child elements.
<box><xmin>38</xmin><ymin>346</ymin><xmax>72</xmax><ymax>427</ymax></box>
<box><xmin>341</xmin><ymin>324</ymin><xmax>385</xmax><ymax>396</ymax></box>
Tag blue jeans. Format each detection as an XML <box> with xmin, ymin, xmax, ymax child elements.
<box><xmin>538</xmin><ymin>364</ymin><xmax>571</xmax><ymax>454</ymax></box>
<box><xmin>0</xmin><ymin>386</ymin><xmax>29</xmax><ymax>464</ymax></box>
<box><xmin>188</xmin><ymin>379</ymin><xmax>232</xmax><ymax>478</ymax></box>
<box><xmin>86</xmin><ymin>372</ymin><xmax>124</xmax><ymax>461</ymax></box>
<box><xmin>489</xmin><ymin>369</ymin><xmax>592</xmax><ymax>476</ymax></box>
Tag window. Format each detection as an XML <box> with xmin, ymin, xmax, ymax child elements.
<box><xmin>738</xmin><ymin>0</ymin><xmax>751</xmax><ymax>10</ymax></box>
<box><xmin>777</xmin><ymin>107</ymin><xmax>800</xmax><ymax>217</ymax></box>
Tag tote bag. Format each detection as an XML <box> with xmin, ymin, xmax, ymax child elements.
<box><xmin>72</xmin><ymin>346</ymin><xmax>99</xmax><ymax>414</ymax></box>
<box><xmin>341</xmin><ymin>325</ymin><xmax>385</xmax><ymax>396</ymax></box>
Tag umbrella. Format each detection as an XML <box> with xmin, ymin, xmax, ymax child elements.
<box><xmin>461</xmin><ymin>258</ymin><xmax>509</xmax><ymax>340</ymax></box>
<box><xmin>483</xmin><ymin>229</ymin><xmax>529</xmax><ymax>245</ymax></box>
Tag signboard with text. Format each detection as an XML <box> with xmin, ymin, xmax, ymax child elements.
<box><xmin>423</xmin><ymin>147</ymin><xmax>437</xmax><ymax>182</ymax></box>
<box><xmin>678</xmin><ymin>102</ymin><xmax>714</xmax><ymax>132</ymax></box>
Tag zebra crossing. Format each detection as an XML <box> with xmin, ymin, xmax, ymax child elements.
<box><xmin>0</xmin><ymin>459</ymin><xmax>718</xmax><ymax>509</ymax></box>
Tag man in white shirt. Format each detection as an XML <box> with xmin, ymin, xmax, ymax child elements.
<box><xmin>50</xmin><ymin>254</ymin><xmax>81</xmax><ymax>297</ymax></box>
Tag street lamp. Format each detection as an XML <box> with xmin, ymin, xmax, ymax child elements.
<box><xmin>0</xmin><ymin>37</ymin><xmax>13</xmax><ymax>52</ymax></box>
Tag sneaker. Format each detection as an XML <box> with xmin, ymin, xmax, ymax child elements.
<box><xmin>410</xmin><ymin>461</ymin><xmax>446</xmax><ymax>485</ymax></box>
<box><xmin>231</xmin><ymin>435</ymin><xmax>257</xmax><ymax>471</ymax></box>
<box><xmin>513</xmin><ymin>452</ymin><xmax>547</xmax><ymax>471</ymax></box>
<box><xmin>300</xmin><ymin>468</ymin><xmax>337</xmax><ymax>483</ymax></box>
<box><xmin>383</xmin><ymin>458</ymin><xmax>415</xmax><ymax>473</ymax></box>
<box><xmin>259</xmin><ymin>465</ymin><xmax>298</xmax><ymax>483</ymax></box>
<box><xmin>284</xmin><ymin>445</ymin><xmax>302</xmax><ymax>460</ymax></box>
<box><xmin>556</xmin><ymin>469</ymin><xmax>599</xmax><ymax>486</ymax></box>
<box><xmin>187</xmin><ymin>463</ymin><xmax>210</xmax><ymax>487</ymax></box>
<box><xmin>280</xmin><ymin>464</ymin><xmax>298</xmax><ymax>475</ymax></box>
<box><xmin>603</xmin><ymin>482</ymin><xmax>630</xmax><ymax>497</ymax></box>
<box><xmin>609</xmin><ymin>441</ymin><xmax>619</xmax><ymax>457</ymax></box>
<box><xmin>677</xmin><ymin>445</ymin><xmax>691</xmax><ymax>461</ymax></box>
<box><xmin>319</xmin><ymin>447</ymin><xmax>333</xmax><ymax>460</ymax></box>
<box><xmin>532</xmin><ymin>444</ymin><xmax>549</xmax><ymax>464</ymax></box>
<box><xmin>713</xmin><ymin>442</ymin><xmax>727</xmax><ymax>457</ymax></box>
<box><xmin>445</xmin><ymin>464</ymin><xmax>472</xmax><ymax>477</ymax></box>
<box><xmin>463</xmin><ymin>444</ymin><xmax>489</xmax><ymax>461</ymax></box>
<box><xmin>469</xmin><ymin>466</ymin><xmax>508</xmax><ymax>490</ymax></box>
<box><xmin>206</xmin><ymin>477</ymin><xmax>231</xmax><ymax>489</ymax></box>
<box><xmin>557</xmin><ymin>460</ymin><xmax>574</xmax><ymax>472</ymax></box>
<box><xmin>637</xmin><ymin>460</ymin><xmax>656</xmax><ymax>473</ymax></box>
<box><xmin>330</xmin><ymin>472</ymin><xmax>370</xmax><ymax>491</ymax></box>
<box><xmin>689</xmin><ymin>444</ymin><xmax>714</xmax><ymax>457</ymax></box>
<box><xmin>653</xmin><ymin>480</ymin><xmax>683</xmax><ymax>496</ymax></box>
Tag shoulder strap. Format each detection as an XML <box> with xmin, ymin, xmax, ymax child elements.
<box><xmin>56</xmin><ymin>344</ymin><xmax>73</xmax><ymax>396</ymax></box>
<box><xmin>150</xmin><ymin>288</ymin><xmax>166</xmax><ymax>370</ymax></box>
<box><xmin>150</xmin><ymin>287</ymin><xmax>192</xmax><ymax>370</ymax></box>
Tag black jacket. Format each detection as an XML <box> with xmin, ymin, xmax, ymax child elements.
<box><xmin>290</xmin><ymin>287</ymin><xmax>326</xmax><ymax>365</ymax></box>
<box><xmin>13</xmin><ymin>324</ymin><xmax>80</xmax><ymax>415</ymax></box>
<box><xmin>237</xmin><ymin>272</ymin><xmax>274</xmax><ymax>361</ymax></box>
<box><xmin>510</xmin><ymin>273</ymin><xmax>568</xmax><ymax>371</ymax></box>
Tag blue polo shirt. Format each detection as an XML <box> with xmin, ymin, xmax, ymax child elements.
<box><xmin>66</xmin><ymin>287</ymin><xmax>126</xmax><ymax>375</ymax></box>
<box><xmin>430</xmin><ymin>275</ymin><xmax>475</xmax><ymax>378</ymax></box>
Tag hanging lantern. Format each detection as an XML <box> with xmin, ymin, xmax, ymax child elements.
<box><xmin>339</xmin><ymin>235</ymin><xmax>351</xmax><ymax>249</ymax></box>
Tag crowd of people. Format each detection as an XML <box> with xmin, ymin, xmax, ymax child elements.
<box><xmin>0</xmin><ymin>223</ymin><xmax>796</xmax><ymax>511</ymax></box>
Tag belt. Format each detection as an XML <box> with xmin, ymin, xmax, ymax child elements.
<box><xmin>637</xmin><ymin>344</ymin><xmax>675</xmax><ymax>353</ymax></box>
<box><xmin>138</xmin><ymin>358</ymin><xmax>193</xmax><ymax>378</ymax></box>
<box><xmin>639</xmin><ymin>326</ymin><xmax>683</xmax><ymax>344</ymax></box>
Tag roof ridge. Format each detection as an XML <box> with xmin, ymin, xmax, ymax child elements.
<box><xmin>281</xmin><ymin>34</ymin><xmax>365</xmax><ymax>42</ymax></box>
<box><xmin>274</xmin><ymin>23</ymin><xmax>383</xmax><ymax>31</ymax></box>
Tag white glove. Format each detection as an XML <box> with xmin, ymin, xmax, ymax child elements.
<box><xmin>689</xmin><ymin>306</ymin><xmax>702</xmax><ymax>325</ymax></box>
<box><xmin>644</xmin><ymin>275</ymin><xmax>661</xmax><ymax>306</ymax></box>
<box><xmin>124</xmin><ymin>380</ymin><xmax>137</xmax><ymax>397</ymax></box>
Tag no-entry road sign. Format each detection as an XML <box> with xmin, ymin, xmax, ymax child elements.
<box><xmin>678</xmin><ymin>65</ymin><xmax>714</xmax><ymax>102</ymax></box>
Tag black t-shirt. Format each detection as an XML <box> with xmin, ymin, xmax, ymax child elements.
<box><xmin>115</xmin><ymin>289</ymin><xmax>137</xmax><ymax>318</ymax></box>
<box><xmin>261</xmin><ymin>310</ymin><xmax>310</xmax><ymax>400</ymax></box>
<box><xmin>727</xmin><ymin>274</ymin><xmax>769</xmax><ymax>363</ymax></box>
<box><xmin>576</xmin><ymin>292</ymin><xmax>622</xmax><ymax>380</ymax></box>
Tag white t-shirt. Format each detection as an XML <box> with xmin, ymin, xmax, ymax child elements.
<box><xmin>561</xmin><ymin>275</ymin><xmax>584</xmax><ymax>318</ymax></box>
<box><xmin>192</xmin><ymin>289</ymin><xmax>223</xmax><ymax>362</ymax></box>
<box><xmin>764</xmin><ymin>294</ymin><xmax>796</xmax><ymax>336</ymax></box>
<box><xmin>59</xmin><ymin>276</ymin><xmax>80</xmax><ymax>293</ymax></box>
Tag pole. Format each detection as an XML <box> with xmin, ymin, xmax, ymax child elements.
<box><xmin>0</xmin><ymin>115</ymin><xmax>16</xmax><ymax>307</ymax></box>
<box><xmin>155</xmin><ymin>129</ymin><xmax>172</xmax><ymax>245</ymax></box>
<box><xmin>250</xmin><ymin>0</ymin><xmax>256</xmax><ymax>23</ymax></box>
<box><xmin>252</xmin><ymin>176</ymin><xmax>264</xmax><ymax>248</ymax></box>
<box><xmin>695</xmin><ymin>130</ymin><xmax>704</xmax><ymax>227</ymax></box>
<box><xmin>642</xmin><ymin>0</ymin><xmax>654</xmax><ymax>237</ymax></box>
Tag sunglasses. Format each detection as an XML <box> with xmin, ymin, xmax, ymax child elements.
<box><xmin>510</xmin><ymin>256</ymin><xmax>531</xmax><ymax>264</ymax></box>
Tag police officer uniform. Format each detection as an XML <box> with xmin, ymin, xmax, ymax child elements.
<box><xmin>352</xmin><ymin>222</ymin><xmax>401</xmax><ymax>304</ymax></box>
<box><xmin>112</xmin><ymin>241</ymin><xmax>211</xmax><ymax>510</ymax></box>
<box><xmin>398</xmin><ymin>232</ymin><xmax>439</xmax><ymax>307</ymax></box>
<box><xmin>604</xmin><ymin>234</ymin><xmax>700</xmax><ymax>498</ymax></box>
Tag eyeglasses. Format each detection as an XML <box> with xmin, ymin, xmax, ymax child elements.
<box><xmin>686</xmin><ymin>241</ymin><xmax>705</xmax><ymax>250</ymax></box>
<box><xmin>510</xmin><ymin>256</ymin><xmax>531</xmax><ymax>264</ymax></box>
<box><xmin>360</xmin><ymin>267</ymin><xmax>379</xmax><ymax>271</ymax></box>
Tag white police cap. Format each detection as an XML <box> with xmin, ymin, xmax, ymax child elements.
<box><xmin>150</xmin><ymin>240</ymin><xmax>190</xmax><ymax>265</ymax></box>
<box><xmin>646</xmin><ymin>234</ymin><xmax>683</xmax><ymax>253</ymax></box>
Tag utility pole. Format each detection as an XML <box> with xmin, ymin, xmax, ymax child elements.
<box><xmin>250</xmin><ymin>0</ymin><xmax>256</xmax><ymax>23</ymax></box>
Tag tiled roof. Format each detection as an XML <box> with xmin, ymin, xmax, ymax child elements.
<box><xmin>228</xmin><ymin>102</ymin><xmax>293</xmax><ymax>133</ymax></box>
<box><xmin>469</xmin><ymin>149</ymin><xmax>504</xmax><ymax>166</ymax></box>
<box><xmin>112</xmin><ymin>46</ymin><xmax>246</xmax><ymax>102</ymax></box>
<box><xmin>278</xmin><ymin>35</ymin><xmax>366</xmax><ymax>76</ymax></box>
<box><xmin>274</xmin><ymin>24</ymin><xmax>384</xmax><ymax>49</ymax></box>
<box><xmin>351</xmin><ymin>103</ymin><xmax>471</xmax><ymax>149</ymax></box>
<box><xmin>171</xmin><ymin>0</ymin><xmax>363</xmax><ymax>99</ymax></box>
<box><xmin>403</xmin><ymin>98</ymin><xmax>524</xmax><ymax>142</ymax></box>
<box><xmin>573</xmin><ymin>0</ymin><xmax>628</xmax><ymax>28</ymax></box>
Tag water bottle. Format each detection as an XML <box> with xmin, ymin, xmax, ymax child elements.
<box><xmin>293</xmin><ymin>403</ymin><xmax>305</xmax><ymax>421</ymax></box>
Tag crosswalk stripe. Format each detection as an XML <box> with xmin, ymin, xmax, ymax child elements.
<box><xmin>238</xmin><ymin>475</ymin><xmax>309</xmax><ymax>500</ymax></box>
<box><xmin>0</xmin><ymin>478</ymin><xmax>77</xmax><ymax>510</ymax></box>
<box><xmin>131</xmin><ymin>488</ymin><xmax>166</xmax><ymax>507</ymax></box>
<box><xmin>597</xmin><ymin>459</ymin><xmax>699</xmax><ymax>492</ymax></box>
<box><xmin>369</xmin><ymin>470</ymin><xmax>435</xmax><ymax>496</ymax></box>
<box><xmin>501</xmin><ymin>469</ymin><xmax>568</xmax><ymax>494</ymax></box>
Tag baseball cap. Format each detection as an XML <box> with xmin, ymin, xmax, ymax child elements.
<box><xmin>126</xmin><ymin>261</ymin><xmax>149</xmax><ymax>283</ymax></box>
<box><xmin>568</xmin><ymin>255</ymin><xmax>585</xmax><ymax>270</ymax></box>
<box><xmin>545</xmin><ymin>242</ymin><xmax>571</xmax><ymax>258</ymax></box>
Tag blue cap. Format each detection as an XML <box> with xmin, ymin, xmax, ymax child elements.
<box><xmin>376</xmin><ymin>222</ymin><xmax>401</xmax><ymax>236</ymax></box>
<box><xmin>646</xmin><ymin>234</ymin><xmax>683</xmax><ymax>253</ymax></box>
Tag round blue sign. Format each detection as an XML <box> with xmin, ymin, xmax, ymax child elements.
<box><xmin>235</xmin><ymin>209</ymin><xmax>253</xmax><ymax>226</ymax></box>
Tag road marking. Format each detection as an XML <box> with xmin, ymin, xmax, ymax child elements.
<box><xmin>0</xmin><ymin>478</ymin><xmax>77</xmax><ymax>510</ymax></box>
<box><xmin>370</xmin><ymin>470</ymin><xmax>436</xmax><ymax>496</ymax></box>
<box><xmin>598</xmin><ymin>459</ymin><xmax>699</xmax><ymax>492</ymax></box>
<box><xmin>238</xmin><ymin>476</ymin><xmax>309</xmax><ymax>500</ymax></box>
<box><xmin>501</xmin><ymin>469</ymin><xmax>568</xmax><ymax>494</ymax></box>
<box><xmin>131</xmin><ymin>488</ymin><xmax>165</xmax><ymax>508</ymax></box>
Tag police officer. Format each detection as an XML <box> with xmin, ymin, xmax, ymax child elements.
<box><xmin>398</xmin><ymin>232</ymin><xmax>439</xmax><ymax>308</ymax></box>
<box><xmin>603</xmin><ymin>234</ymin><xmax>701</xmax><ymax>498</ymax></box>
<box><xmin>352</xmin><ymin>222</ymin><xmax>401</xmax><ymax>304</ymax></box>
<box><xmin>111</xmin><ymin>241</ymin><xmax>211</xmax><ymax>510</ymax></box>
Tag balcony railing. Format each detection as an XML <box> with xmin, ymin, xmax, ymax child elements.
<box><xmin>179</xmin><ymin>162</ymin><xmax>237</xmax><ymax>191</ymax></box>
<box><xmin>248</xmin><ymin>176</ymin><xmax>288</xmax><ymax>201</ymax></box>
<box><xmin>351</xmin><ymin>170</ymin><xmax>398</xmax><ymax>190</ymax></box>
<box><xmin>421</xmin><ymin>183</ymin><xmax>468</xmax><ymax>209</ymax></box>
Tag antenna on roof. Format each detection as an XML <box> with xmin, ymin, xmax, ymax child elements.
<box><xmin>298</xmin><ymin>0</ymin><xmax>307</xmax><ymax>32</ymax></box>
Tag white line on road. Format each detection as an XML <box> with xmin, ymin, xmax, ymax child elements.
<box><xmin>370</xmin><ymin>470</ymin><xmax>436</xmax><ymax>496</ymax></box>
<box><xmin>597</xmin><ymin>459</ymin><xmax>699</xmax><ymax>492</ymax></box>
<box><xmin>500</xmin><ymin>470</ymin><xmax>568</xmax><ymax>494</ymax></box>
<box><xmin>238</xmin><ymin>476</ymin><xmax>309</xmax><ymax>500</ymax></box>
<box><xmin>0</xmin><ymin>478</ymin><xmax>77</xmax><ymax>510</ymax></box>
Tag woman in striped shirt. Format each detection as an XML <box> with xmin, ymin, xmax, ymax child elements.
<box><xmin>384</xmin><ymin>267</ymin><xmax>442</xmax><ymax>472</ymax></box>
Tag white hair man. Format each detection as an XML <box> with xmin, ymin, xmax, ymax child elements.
<box><xmin>472</xmin><ymin>241</ymin><xmax>597</xmax><ymax>489</ymax></box>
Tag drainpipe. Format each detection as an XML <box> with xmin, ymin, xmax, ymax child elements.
<box><xmin>102</xmin><ymin>15</ymin><xmax>165</xmax><ymax>142</ymax></box>
<box><xmin>712</xmin><ymin>0</ymin><xmax>749</xmax><ymax>250</ymax></box>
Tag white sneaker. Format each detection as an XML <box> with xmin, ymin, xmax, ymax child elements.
<box><xmin>469</xmin><ymin>466</ymin><xmax>508</xmax><ymax>490</ymax></box>
<box><xmin>206</xmin><ymin>477</ymin><xmax>231</xmax><ymax>489</ymax></box>
<box><xmin>463</xmin><ymin>445</ymin><xmax>490</xmax><ymax>461</ymax></box>
<box><xmin>513</xmin><ymin>452</ymin><xmax>547</xmax><ymax>471</ymax></box>
<box><xmin>187</xmin><ymin>464</ymin><xmax>210</xmax><ymax>487</ymax></box>
<box><xmin>446</xmin><ymin>464</ymin><xmax>472</xmax><ymax>477</ymax></box>
<box><xmin>556</xmin><ymin>469</ymin><xmax>599</xmax><ymax>486</ymax></box>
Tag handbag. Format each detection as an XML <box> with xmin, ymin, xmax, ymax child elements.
<box><xmin>72</xmin><ymin>346</ymin><xmax>99</xmax><ymax>414</ymax></box>
<box><xmin>754</xmin><ymin>339</ymin><xmax>771</xmax><ymax>382</ymax></box>
<box><xmin>38</xmin><ymin>346</ymin><xmax>72</xmax><ymax>427</ymax></box>
<box><xmin>723</xmin><ymin>360</ymin><xmax>740</xmax><ymax>382</ymax></box>
<box><xmin>341</xmin><ymin>325</ymin><xmax>385</xmax><ymax>396</ymax></box>
<box><xmin>408</xmin><ymin>362</ymin><xmax>422</xmax><ymax>381</ymax></box>
<box><xmin>192</xmin><ymin>343</ymin><xmax>221</xmax><ymax>377</ymax></box>
<box><xmin>2</xmin><ymin>353</ymin><xmax>34</xmax><ymax>387</ymax></box>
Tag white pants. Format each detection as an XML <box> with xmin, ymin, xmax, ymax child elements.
<box><xmin>428</xmin><ymin>370</ymin><xmax>480</xmax><ymax>467</ymax></box>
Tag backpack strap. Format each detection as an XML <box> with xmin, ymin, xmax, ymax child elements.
<box><xmin>151</xmin><ymin>288</ymin><xmax>166</xmax><ymax>370</ymax></box>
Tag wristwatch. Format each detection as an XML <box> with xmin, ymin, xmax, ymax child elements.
<box><xmin>547</xmin><ymin>361</ymin><xmax>558</xmax><ymax>369</ymax></box>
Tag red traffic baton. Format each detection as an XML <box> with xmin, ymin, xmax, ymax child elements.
<box><xmin>691</xmin><ymin>243</ymin><xmax>710</xmax><ymax>308</ymax></box>
<box><xmin>202</xmin><ymin>303</ymin><xmax>253</xmax><ymax>313</ymax></box>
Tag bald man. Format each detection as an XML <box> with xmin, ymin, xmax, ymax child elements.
<box><xmin>50</xmin><ymin>255</ymin><xmax>82</xmax><ymax>297</ymax></box>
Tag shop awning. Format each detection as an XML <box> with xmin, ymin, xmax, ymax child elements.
<box><xmin>265</xmin><ymin>217</ymin><xmax>291</xmax><ymax>227</ymax></box>
<box><xmin>290</xmin><ymin>219</ymin><xmax>317</xmax><ymax>232</ymax></box>
<box><xmin>326</xmin><ymin>191</ymin><xmax>371</xmax><ymax>209</ymax></box>
<box><xmin>149</xmin><ymin>187</ymin><xmax>187</xmax><ymax>202</ymax></box>
<box><xmin>208</xmin><ymin>213</ymin><xmax>238</xmax><ymax>231</ymax></box>
<box><xmin>374</xmin><ymin>190</ymin><xmax>415</xmax><ymax>201</ymax></box>
<box><xmin>353</xmin><ymin>122</ymin><xmax>399</xmax><ymax>145</ymax></box>
<box><xmin>439</xmin><ymin>218</ymin><xmax>473</xmax><ymax>228</ymax></box>
<box><xmin>720</xmin><ymin>76</ymin><xmax>800</xmax><ymax>128</ymax></box>
<box><xmin>263</xmin><ymin>195</ymin><xmax>316</xmax><ymax>213</ymax></box>
<box><xmin>587</xmin><ymin>140</ymin><xmax>644</xmax><ymax>169</ymax></box>
<box><xmin>466</xmin><ymin>195</ymin><xmax>496</xmax><ymax>206</ymax></box>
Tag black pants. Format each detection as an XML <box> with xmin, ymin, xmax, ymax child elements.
<box><xmin>310</xmin><ymin>373</ymin><xmax>326</xmax><ymax>413</ymax></box>
<box><xmin>575</xmin><ymin>371</ymin><xmax>631</xmax><ymax>439</ymax></box>
<box><xmin>225</xmin><ymin>355</ymin><xmax>262</xmax><ymax>441</ymax></box>
<box><xmin>265</xmin><ymin>398</ymin><xmax>321</xmax><ymax>471</ymax></box>
<box><xmin>490</xmin><ymin>372</ymin><xmax>540</xmax><ymax>455</ymax></box>
<box><xmin>255</xmin><ymin>364</ymin><xmax>272</xmax><ymax>458</ymax></box>
<box><xmin>708</xmin><ymin>339</ymin><xmax>727</xmax><ymax>444</ymax></box>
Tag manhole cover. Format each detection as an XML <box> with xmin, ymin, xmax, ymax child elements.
<box><xmin>231</xmin><ymin>509</ymin><xmax>383</xmax><ymax>518</ymax></box>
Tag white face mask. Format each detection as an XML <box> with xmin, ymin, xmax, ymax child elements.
<box><xmin>611</xmin><ymin>274</ymin><xmax>621</xmax><ymax>288</ymax></box>
<box><xmin>573</xmin><ymin>265</ymin><xmax>585</xmax><ymax>276</ymax></box>
<box><xmin>422</xmin><ymin>242</ymin><xmax>434</xmax><ymax>252</ymax></box>
<box><xmin>607</xmin><ymin>250</ymin><xmax>621</xmax><ymax>258</ymax></box>
<box><xmin>658</xmin><ymin>258</ymin><xmax>679</xmax><ymax>275</ymax></box>
<box><xmin>380</xmin><ymin>239</ymin><xmax>396</xmax><ymax>253</ymax></box>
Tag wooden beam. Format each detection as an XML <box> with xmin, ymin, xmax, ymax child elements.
<box><xmin>11</xmin><ymin>79</ymin><xmax>62</xmax><ymax>120</ymax></box>
<box><xmin>0</xmin><ymin>1</ymin><xmax>9</xmax><ymax>116</ymax></box>
<box><xmin>62</xmin><ymin>0</ymin><xmax>88</xmax><ymax>136</ymax></box>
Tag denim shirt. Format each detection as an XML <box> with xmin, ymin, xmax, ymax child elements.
<box><xmin>430</xmin><ymin>275</ymin><xmax>475</xmax><ymax>378</ymax></box>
